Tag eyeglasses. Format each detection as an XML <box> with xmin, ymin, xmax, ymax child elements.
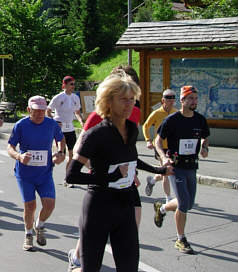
<box><xmin>70</xmin><ymin>82</ymin><xmax>75</xmax><ymax>86</ymax></box>
<box><xmin>163</xmin><ymin>95</ymin><xmax>175</xmax><ymax>99</ymax></box>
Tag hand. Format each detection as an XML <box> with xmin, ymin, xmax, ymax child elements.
<box><xmin>162</xmin><ymin>157</ymin><xmax>173</xmax><ymax>166</ymax></box>
<box><xmin>20</xmin><ymin>152</ymin><xmax>32</xmax><ymax>165</ymax></box>
<box><xmin>52</xmin><ymin>152</ymin><xmax>65</xmax><ymax>164</ymax></box>
<box><xmin>200</xmin><ymin>147</ymin><xmax>208</xmax><ymax>158</ymax></box>
<box><xmin>146</xmin><ymin>141</ymin><xmax>154</xmax><ymax>149</ymax></box>
<box><xmin>164</xmin><ymin>165</ymin><xmax>174</xmax><ymax>176</ymax></box>
<box><xmin>119</xmin><ymin>163</ymin><xmax>129</xmax><ymax>178</ymax></box>
<box><xmin>134</xmin><ymin>174</ymin><xmax>141</xmax><ymax>187</ymax></box>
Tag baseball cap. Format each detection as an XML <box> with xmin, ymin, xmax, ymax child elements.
<box><xmin>162</xmin><ymin>89</ymin><xmax>176</xmax><ymax>99</ymax></box>
<box><xmin>62</xmin><ymin>75</ymin><xmax>75</xmax><ymax>89</ymax></box>
<box><xmin>180</xmin><ymin>86</ymin><xmax>198</xmax><ymax>100</ymax></box>
<box><xmin>28</xmin><ymin>96</ymin><xmax>47</xmax><ymax>110</ymax></box>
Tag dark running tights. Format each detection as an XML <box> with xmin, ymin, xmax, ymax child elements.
<box><xmin>79</xmin><ymin>190</ymin><xmax>139</xmax><ymax>272</ymax></box>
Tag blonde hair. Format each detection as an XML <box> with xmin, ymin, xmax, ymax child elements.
<box><xmin>95</xmin><ymin>74</ymin><xmax>141</xmax><ymax>119</ymax></box>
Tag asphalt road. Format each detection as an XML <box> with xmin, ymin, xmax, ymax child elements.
<box><xmin>0</xmin><ymin>138</ymin><xmax>237</xmax><ymax>272</ymax></box>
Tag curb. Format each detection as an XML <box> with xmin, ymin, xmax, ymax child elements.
<box><xmin>197</xmin><ymin>174</ymin><xmax>238</xmax><ymax>190</ymax></box>
<box><xmin>1</xmin><ymin>130</ymin><xmax>237</xmax><ymax>190</ymax></box>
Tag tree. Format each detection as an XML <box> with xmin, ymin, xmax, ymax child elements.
<box><xmin>190</xmin><ymin>0</ymin><xmax>238</xmax><ymax>19</ymax></box>
<box><xmin>0</xmin><ymin>0</ymin><xmax>91</xmax><ymax>108</ymax></box>
<box><xmin>152</xmin><ymin>0</ymin><xmax>177</xmax><ymax>21</ymax></box>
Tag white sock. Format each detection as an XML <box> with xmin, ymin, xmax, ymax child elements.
<box><xmin>160</xmin><ymin>204</ymin><xmax>166</xmax><ymax>214</ymax></box>
<box><xmin>166</xmin><ymin>196</ymin><xmax>173</xmax><ymax>203</ymax></box>
<box><xmin>25</xmin><ymin>228</ymin><xmax>33</xmax><ymax>235</ymax></box>
<box><xmin>35</xmin><ymin>218</ymin><xmax>45</xmax><ymax>229</ymax></box>
<box><xmin>177</xmin><ymin>234</ymin><xmax>185</xmax><ymax>240</ymax></box>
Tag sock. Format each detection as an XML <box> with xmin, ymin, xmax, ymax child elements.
<box><xmin>35</xmin><ymin>218</ymin><xmax>45</xmax><ymax>229</ymax></box>
<box><xmin>72</xmin><ymin>252</ymin><xmax>81</xmax><ymax>265</ymax></box>
<box><xmin>166</xmin><ymin>195</ymin><xmax>173</xmax><ymax>203</ymax></box>
<box><xmin>160</xmin><ymin>204</ymin><xmax>166</xmax><ymax>214</ymax></box>
<box><xmin>177</xmin><ymin>234</ymin><xmax>185</xmax><ymax>240</ymax></box>
<box><xmin>25</xmin><ymin>228</ymin><xmax>33</xmax><ymax>235</ymax></box>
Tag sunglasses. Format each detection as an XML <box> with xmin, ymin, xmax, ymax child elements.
<box><xmin>70</xmin><ymin>82</ymin><xmax>75</xmax><ymax>86</ymax></box>
<box><xmin>163</xmin><ymin>95</ymin><xmax>175</xmax><ymax>99</ymax></box>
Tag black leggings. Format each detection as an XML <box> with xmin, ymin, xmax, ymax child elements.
<box><xmin>79</xmin><ymin>189</ymin><xmax>139</xmax><ymax>272</ymax></box>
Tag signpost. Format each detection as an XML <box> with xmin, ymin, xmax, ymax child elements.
<box><xmin>0</xmin><ymin>54</ymin><xmax>13</xmax><ymax>101</ymax></box>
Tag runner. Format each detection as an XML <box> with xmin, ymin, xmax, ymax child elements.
<box><xmin>143</xmin><ymin>88</ymin><xmax>177</xmax><ymax>202</ymax></box>
<box><xmin>155</xmin><ymin>86</ymin><xmax>210</xmax><ymax>254</ymax></box>
<box><xmin>66</xmin><ymin>74</ymin><xmax>173</xmax><ymax>271</ymax></box>
<box><xmin>46</xmin><ymin>76</ymin><xmax>84</xmax><ymax>188</ymax></box>
<box><xmin>7</xmin><ymin>95</ymin><xmax>65</xmax><ymax>251</ymax></box>
<box><xmin>68</xmin><ymin>65</ymin><xmax>141</xmax><ymax>272</ymax></box>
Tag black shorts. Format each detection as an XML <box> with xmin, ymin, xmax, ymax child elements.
<box><xmin>63</xmin><ymin>131</ymin><xmax>76</xmax><ymax>151</ymax></box>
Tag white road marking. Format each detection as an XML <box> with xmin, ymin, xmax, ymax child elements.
<box><xmin>105</xmin><ymin>244</ymin><xmax>163</xmax><ymax>272</ymax></box>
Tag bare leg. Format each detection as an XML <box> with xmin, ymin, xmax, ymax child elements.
<box><xmin>175</xmin><ymin>209</ymin><xmax>186</xmax><ymax>236</ymax></box>
<box><xmin>162</xmin><ymin>176</ymin><xmax>171</xmax><ymax>199</ymax></box>
<box><xmin>24</xmin><ymin>200</ymin><xmax>36</xmax><ymax>230</ymax></box>
<box><xmin>38</xmin><ymin>198</ymin><xmax>55</xmax><ymax>222</ymax></box>
<box><xmin>66</xmin><ymin>149</ymin><xmax>73</xmax><ymax>171</ymax></box>
<box><xmin>164</xmin><ymin>198</ymin><xmax>177</xmax><ymax>212</ymax></box>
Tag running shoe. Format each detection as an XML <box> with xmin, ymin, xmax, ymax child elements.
<box><xmin>175</xmin><ymin>237</ymin><xmax>194</xmax><ymax>254</ymax></box>
<box><xmin>68</xmin><ymin>249</ymin><xmax>81</xmax><ymax>272</ymax></box>
<box><xmin>34</xmin><ymin>224</ymin><xmax>46</xmax><ymax>246</ymax></box>
<box><xmin>23</xmin><ymin>234</ymin><xmax>34</xmax><ymax>251</ymax></box>
<box><xmin>145</xmin><ymin>176</ymin><xmax>155</xmax><ymax>196</ymax></box>
<box><xmin>64</xmin><ymin>181</ymin><xmax>74</xmax><ymax>188</ymax></box>
<box><xmin>153</xmin><ymin>201</ymin><xmax>166</xmax><ymax>228</ymax></box>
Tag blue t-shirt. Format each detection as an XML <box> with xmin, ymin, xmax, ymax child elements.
<box><xmin>8</xmin><ymin>117</ymin><xmax>64</xmax><ymax>180</ymax></box>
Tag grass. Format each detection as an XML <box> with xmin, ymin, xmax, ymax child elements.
<box><xmin>87</xmin><ymin>49</ymin><xmax>140</xmax><ymax>81</ymax></box>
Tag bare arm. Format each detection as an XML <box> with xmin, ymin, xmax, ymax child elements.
<box><xmin>46</xmin><ymin>108</ymin><xmax>54</xmax><ymax>118</ymax></box>
<box><xmin>7</xmin><ymin>144</ymin><xmax>31</xmax><ymax>165</ymax></box>
<box><xmin>155</xmin><ymin>134</ymin><xmax>173</xmax><ymax>166</ymax></box>
<box><xmin>200</xmin><ymin>138</ymin><xmax>209</xmax><ymax>158</ymax></box>
<box><xmin>75</xmin><ymin>109</ymin><xmax>84</xmax><ymax>127</ymax></box>
<box><xmin>52</xmin><ymin>137</ymin><xmax>66</xmax><ymax>165</ymax></box>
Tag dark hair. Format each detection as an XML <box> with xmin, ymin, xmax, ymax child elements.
<box><xmin>111</xmin><ymin>65</ymin><xmax>140</xmax><ymax>86</ymax></box>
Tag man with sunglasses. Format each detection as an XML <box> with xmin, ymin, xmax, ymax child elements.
<box><xmin>143</xmin><ymin>89</ymin><xmax>177</xmax><ymax>202</ymax></box>
<box><xmin>47</xmin><ymin>76</ymin><xmax>84</xmax><ymax>188</ymax></box>
<box><xmin>154</xmin><ymin>86</ymin><xmax>210</xmax><ymax>254</ymax></box>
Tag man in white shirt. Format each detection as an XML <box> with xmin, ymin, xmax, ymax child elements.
<box><xmin>47</xmin><ymin>76</ymin><xmax>84</xmax><ymax>188</ymax></box>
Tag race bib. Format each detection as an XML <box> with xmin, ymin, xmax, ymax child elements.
<box><xmin>27</xmin><ymin>150</ymin><xmax>48</xmax><ymax>166</ymax></box>
<box><xmin>108</xmin><ymin>161</ymin><xmax>137</xmax><ymax>189</ymax></box>
<box><xmin>179</xmin><ymin>139</ymin><xmax>198</xmax><ymax>155</ymax></box>
<box><xmin>62</xmin><ymin>122</ymin><xmax>74</xmax><ymax>132</ymax></box>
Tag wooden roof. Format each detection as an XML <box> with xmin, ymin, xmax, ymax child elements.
<box><xmin>116</xmin><ymin>17</ymin><xmax>238</xmax><ymax>49</ymax></box>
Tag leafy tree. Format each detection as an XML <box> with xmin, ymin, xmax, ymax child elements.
<box><xmin>190</xmin><ymin>0</ymin><xmax>238</xmax><ymax>19</ymax></box>
<box><xmin>134</xmin><ymin>0</ymin><xmax>153</xmax><ymax>22</ymax></box>
<box><xmin>134</xmin><ymin>0</ymin><xmax>176</xmax><ymax>22</ymax></box>
<box><xmin>152</xmin><ymin>0</ymin><xmax>177</xmax><ymax>21</ymax></box>
<box><xmin>0</xmin><ymin>0</ymin><xmax>91</xmax><ymax>109</ymax></box>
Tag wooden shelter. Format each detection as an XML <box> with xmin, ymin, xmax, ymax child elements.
<box><xmin>116</xmin><ymin>17</ymin><xmax>238</xmax><ymax>129</ymax></box>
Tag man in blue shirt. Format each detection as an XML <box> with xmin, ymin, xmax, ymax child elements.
<box><xmin>7</xmin><ymin>95</ymin><xmax>65</xmax><ymax>251</ymax></box>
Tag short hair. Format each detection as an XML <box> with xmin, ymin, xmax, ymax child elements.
<box><xmin>110</xmin><ymin>65</ymin><xmax>140</xmax><ymax>86</ymax></box>
<box><xmin>95</xmin><ymin>74</ymin><xmax>141</xmax><ymax>119</ymax></box>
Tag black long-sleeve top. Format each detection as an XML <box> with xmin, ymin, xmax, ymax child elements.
<box><xmin>66</xmin><ymin>118</ymin><xmax>166</xmax><ymax>190</ymax></box>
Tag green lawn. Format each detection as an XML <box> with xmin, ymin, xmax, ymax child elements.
<box><xmin>87</xmin><ymin>49</ymin><xmax>140</xmax><ymax>81</ymax></box>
